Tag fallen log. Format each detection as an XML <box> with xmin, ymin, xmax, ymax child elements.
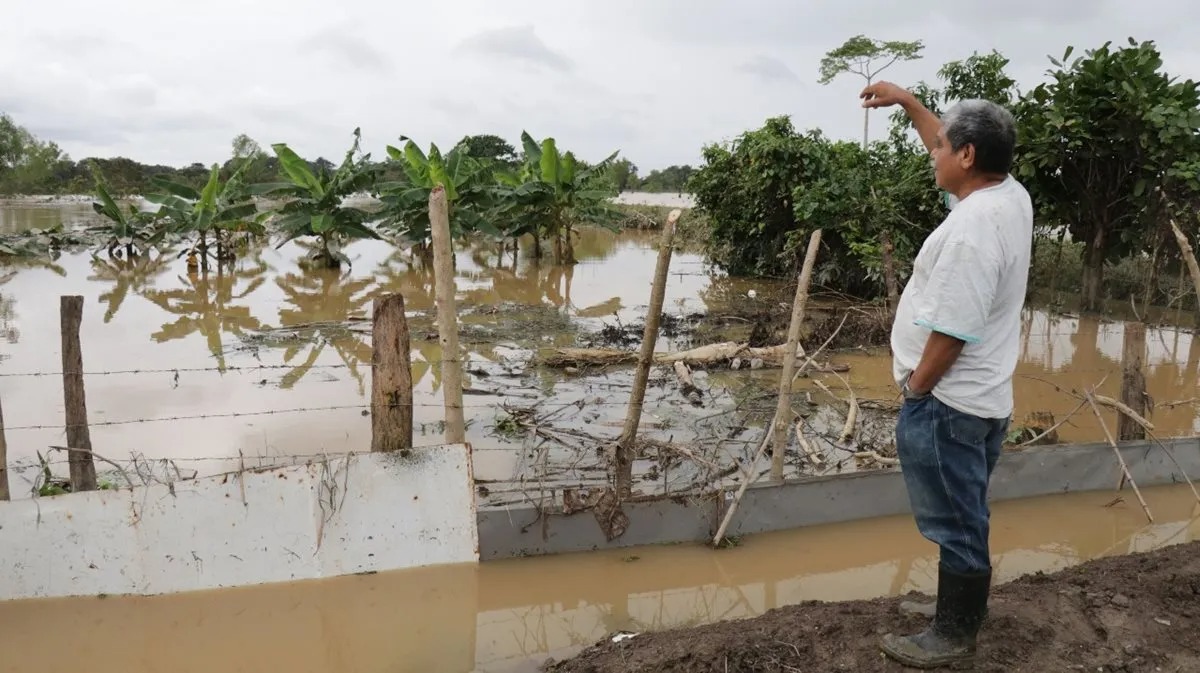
<box><xmin>540</xmin><ymin>342</ymin><xmax>849</xmax><ymax>372</ymax></box>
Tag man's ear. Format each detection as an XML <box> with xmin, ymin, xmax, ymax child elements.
<box><xmin>959</xmin><ymin>144</ymin><xmax>976</xmax><ymax>171</ymax></box>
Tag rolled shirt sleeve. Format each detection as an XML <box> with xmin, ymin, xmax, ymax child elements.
<box><xmin>911</xmin><ymin>237</ymin><xmax>999</xmax><ymax>345</ymax></box>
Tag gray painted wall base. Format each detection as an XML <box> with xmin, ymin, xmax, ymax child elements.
<box><xmin>477</xmin><ymin>438</ymin><xmax>1200</xmax><ymax>560</ymax></box>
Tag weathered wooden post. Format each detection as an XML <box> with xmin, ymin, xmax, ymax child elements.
<box><xmin>0</xmin><ymin>397</ymin><xmax>9</xmax><ymax>501</ymax></box>
<box><xmin>60</xmin><ymin>295</ymin><xmax>97</xmax><ymax>491</ymax></box>
<box><xmin>615</xmin><ymin>209</ymin><xmax>682</xmax><ymax>498</ymax></box>
<box><xmin>371</xmin><ymin>294</ymin><xmax>413</xmax><ymax>454</ymax></box>
<box><xmin>429</xmin><ymin>186</ymin><xmax>466</xmax><ymax>445</ymax></box>
<box><xmin>1118</xmin><ymin>321</ymin><xmax>1148</xmax><ymax>442</ymax></box>
<box><xmin>770</xmin><ymin>229</ymin><xmax>822</xmax><ymax>481</ymax></box>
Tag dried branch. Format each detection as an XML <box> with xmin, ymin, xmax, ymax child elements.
<box><xmin>47</xmin><ymin>446</ymin><xmax>135</xmax><ymax>490</ymax></box>
<box><xmin>1084</xmin><ymin>389</ymin><xmax>1153</xmax><ymax>523</ymax></box>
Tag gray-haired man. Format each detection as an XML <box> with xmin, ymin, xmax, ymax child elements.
<box><xmin>859</xmin><ymin>81</ymin><xmax>1032</xmax><ymax>668</ymax></box>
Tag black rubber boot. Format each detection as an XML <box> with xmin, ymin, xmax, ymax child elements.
<box><xmin>881</xmin><ymin>566</ymin><xmax>991</xmax><ymax>669</ymax></box>
<box><xmin>900</xmin><ymin>596</ymin><xmax>990</xmax><ymax>620</ymax></box>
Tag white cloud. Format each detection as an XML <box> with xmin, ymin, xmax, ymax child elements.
<box><xmin>0</xmin><ymin>0</ymin><xmax>1198</xmax><ymax>172</ymax></box>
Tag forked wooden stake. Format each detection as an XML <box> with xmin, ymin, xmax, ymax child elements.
<box><xmin>770</xmin><ymin>229</ymin><xmax>822</xmax><ymax>481</ymax></box>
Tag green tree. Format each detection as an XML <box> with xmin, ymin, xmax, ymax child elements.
<box><xmin>454</xmin><ymin>134</ymin><xmax>518</xmax><ymax>165</ymax></box>
<box><xmin>690</xmin><ymin>117</ymin><xmax>832</xmax><ymax>277</ymax></box>
<box><xmin>608</xmin><ymin>158</ymin><xmax>638</xmax><ymax>193</ymax></box>
<box><xmin>819</xmin><ymin>35</ymin><xmax>924</xmax><ymax>147</ymax></box>
<box><xmin>1014</xmin><ymin>39</ymin><xmax>1200</xmax><ymax>311</ymax></box>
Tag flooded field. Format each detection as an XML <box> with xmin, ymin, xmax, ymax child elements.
<box><xmin>0</xmin><ymin>482</ymin><xmax>1197</xmax><ymax>673</ymax></box>
<box><xmin>0</xmin><ymin>203</ymin><xmax>1197</xmax><ymax>505</ymax></box>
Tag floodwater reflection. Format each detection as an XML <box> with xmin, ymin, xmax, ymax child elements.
<box><xmin>0</xmin><ymin>203</ymin><xmax>1196</xmax><ymax>490</ymax></box>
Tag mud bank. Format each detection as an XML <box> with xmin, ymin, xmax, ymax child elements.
<box><xmin>549</xmin><ymin>539</ymin><xmax>1200</xmax><ymax>672</ymax></box>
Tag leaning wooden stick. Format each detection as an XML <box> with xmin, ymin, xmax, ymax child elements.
<box><xmin>712</xmin><ymin>418</ymin><xmax>776</xmax><ymax>547</ymax></box>
<box><xmin>1085</xmin><ymin>388</ymin><xmax>1153</xmax><ymax>523</ymax></box>
<box><xmin>614</xmin><ymin>208</ymin><xmax>681</xmax><ymax>498</ymax></box>
<box><xmin>771</xmin><ymin>229</ymin><xmax>823</xmax><ymax>481</ymax></box>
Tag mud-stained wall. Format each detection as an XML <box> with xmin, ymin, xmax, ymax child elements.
<box><xmin>0</xmin><ymin>445</ymin><xmax>477</xmax><ymax>600</ymax></box>
<box><xmin>478</xmin><ymin>438</ymin><xmax>1200</xmax><ymax>559</ymax></box>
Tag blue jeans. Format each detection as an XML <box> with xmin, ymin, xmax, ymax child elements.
<box><xmin>895</xmin><ymin>393</ymin><xmax>1009</xmax><ymax>574</ymax></box>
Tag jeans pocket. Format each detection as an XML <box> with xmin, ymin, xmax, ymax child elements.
<box><xmin>945</xmin><ymin>405</ymin><xmax>991</xmax><ymax>445</ymax></box>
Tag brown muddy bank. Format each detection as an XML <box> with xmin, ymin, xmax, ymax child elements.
<box><xmin>549</xmin><ymin>538</ymin><xmax>1200</xmax><ymax>673</ymax></box>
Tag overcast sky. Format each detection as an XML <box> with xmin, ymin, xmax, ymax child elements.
<box><xmin>3</xmin><ymin>0</ymin><xmax>1200</xmax><ymax>172</ymax></box>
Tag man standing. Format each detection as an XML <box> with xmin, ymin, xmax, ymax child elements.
<box><xmin>859</xmin><ymin>81</ymin><xmax>1032</xmax><ymax>668</ymax></box>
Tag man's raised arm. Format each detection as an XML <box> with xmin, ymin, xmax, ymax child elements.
<box><xmin>860</xmin><ymin>81</ymin><xmax>941</xmax><ymax>154</ymax></box>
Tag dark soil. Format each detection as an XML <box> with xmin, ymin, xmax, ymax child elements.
<box><xmin>548</xmin><ymin>540</ymin><xmax>1200</xmax><ymax>672</ymax></box>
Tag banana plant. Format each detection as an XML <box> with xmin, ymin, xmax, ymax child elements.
<box><xmin>495</xmin><ymin>132</ymin><xmax>621</xmax><ymax>263</ymax></box>
<box><xmin>251</xmin><ymin>128</ymin><xmax>383</xmax><ymax>269</ymax></box>
<box><xmin>88</xmin><ymin>166</ymin><xmax>161</xmax><ymax>258</ymax></box>
<box><xmin>377</xmin><ymin>139</ymin><xmax>499</xmax><ymax>248</ymax></box>
<box><xmin>144</xmin><ymin>161</ymin><xmax>266</xmax><ymax>270</ymax></box>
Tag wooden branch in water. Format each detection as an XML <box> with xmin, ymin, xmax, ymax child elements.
<box><xmin>429</xmin><ymin>187</ymin><xmax>466</xmax><ymax>444</ymax></box>
<box><xmin>772</xmin><ymin>229</ymin><xmax>822</xmax><ymax>481</ymax></box>
<box><xmin>855</xmin><ymin>450</ymin><xmax>899</xmax><ymax>467</ymax></box>
<box><xmin>1085</xmin><ymin>388</ymin><xmax>1153</xmax><ymax>523</ymax></box>
<box><xmin>712</xmin><ymin>418</ymin><xmax>776</xmax><ymax>548</ymax></box>
<box><xmin>673</xmin><ymin>360</ymin><xmax>702</xmax><ymax>405</ymax></box>
<box><xmin>796</xmin><ymin>422</ymin><xmax>824</xmax><ymax>468</ymax></box>
<box><xmin>615</xmin><ymin>209</ymin><xmax>681</xmax><ymax>499</ymax></box>
<box><xmin>541</xmin><ymin>342</ymin><xmax>849</xmax><ymax>371</ymax></box>
<box><xmin>1167</xmin><ymin>217</ymin><xmax>1200</xmax><ymax>324</ymax></box>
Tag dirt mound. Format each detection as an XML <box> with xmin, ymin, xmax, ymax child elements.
<box><xmin>548</xmin><ymin>540</ymin><xmax>1200</xmax><ymax>672</ymax></box>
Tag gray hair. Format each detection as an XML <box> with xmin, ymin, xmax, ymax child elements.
<box><xmin>942</xmin><ymin>99</ymin><xmax>1017</xmax><ymax>175</ymax></box>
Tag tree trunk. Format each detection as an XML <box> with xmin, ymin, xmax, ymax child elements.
<box><xmin>880</xmin><ymin>230</ymin><xmax>899</xmax><ymax>316</ymax></box>
<box><xmin>563</xmin><ymin>224</ymin><xmax>577</xmax><ymax>265</ymax></box>
<box><xmin>532</xmin><ymin>234</ymin><xmax>543</xmax><ymax>260</ymax></box>
<box><xmin>1081</xmin><ymin>228</ymin><xmax>1106</xmax><ymax>313</ymax></box>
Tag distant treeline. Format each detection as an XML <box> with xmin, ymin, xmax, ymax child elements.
<box><xmin>0</xmin><ymin>119</ymin><xmax>693</xmax><ymax>197</ymax></box>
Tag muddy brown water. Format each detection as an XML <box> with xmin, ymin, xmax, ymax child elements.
<box><xmin>0</xmin><ymin>483</ymin><xmax>1197</xmax><ymax>672</ymax></box>
<box><xmin>0</xmin><ymin>203</ymin><xmax>1197</xmax><ymax>504</ymax></box>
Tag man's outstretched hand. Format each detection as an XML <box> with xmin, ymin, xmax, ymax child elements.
<box><xmin>860</xmin><ymin>81</ymin><xmax>912</xmax><ymax>109</ymax></box>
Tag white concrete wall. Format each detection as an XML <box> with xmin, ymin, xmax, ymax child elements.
<box><xmin>0</xmin><ymin>445</ymin><xmax>477</xmax><ymax>600</ymax></box>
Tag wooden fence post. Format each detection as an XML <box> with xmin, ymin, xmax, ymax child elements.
<box><xmin>61</xmin><ymin>295</ymin><xmax>97</xmax><ymax>492</ymax></box>
<box><xmin>429</xmin><ymin>186</ymin><xmax>466</xmax><ymax>445</ymax></box>
<box><xmin>371</xmin><ymin>294</ymin><xmax>413</xmax><ymax>454</ymax></box>
<box><xmin>1118</xmin><ymin>321</ymin><xmax>1147</xmax><ymax>442</ymax></box>
<box><xmin>770</xmin><ymin>229</ymin><xmax>822</xmax><ymax>481</ymax></box>
<box><xmin>0</xmin><ymin>397</ymin><xmax>9</xmax><ymax>501</ymax></box>
<box><xmin>614</xmin><ymin>209</ymin><xmax>681</xmax><ymax>498</ymax></box>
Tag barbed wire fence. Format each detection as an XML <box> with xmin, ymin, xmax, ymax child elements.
<box><xmin>1</xmin><ymin>289</ymin><xmax>1198</xmax><ymax>515</ymax></box>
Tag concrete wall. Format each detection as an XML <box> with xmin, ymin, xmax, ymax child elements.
<box><xmin>0</xmin><ymin>445</ymin><xmax>477</xmax><ymax>600</ymax></box>
<box><xmin>478</xmin><ymin>437</ymin><xmax>1200</xmax><ymax>559</ymax></box>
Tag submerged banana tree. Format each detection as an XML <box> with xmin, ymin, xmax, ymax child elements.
<box><xmin>377</xmin><ymin>139</ymin><xmax>499</xmax><ymax>250</ymax></box>
<box><xmin>252</xmin><ymin>128</ymin><xmax>384</xmax><ymax>269</ymax></box>
<box><xmin>495</xmin><ymin>132</ymin><xmax>621</xmax><ymax>264</ymax></box>
<box><xmin>145</xmin><ymin>162</ymin><xmax>265</xmax><ymax>271</ymax></box>
<box><xmin>89</xmin><ymin>167</ymin><xmax>161</xmax><ymax>258</ymax></box>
